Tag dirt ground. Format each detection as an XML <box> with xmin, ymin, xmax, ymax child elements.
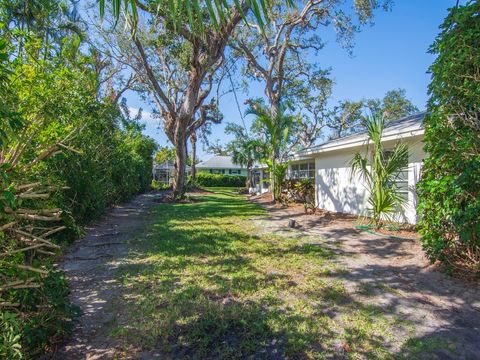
<box><xmin>250</xmin><ymin>194</ymin><xmax>480</xmax><ymax>359</ymax></box>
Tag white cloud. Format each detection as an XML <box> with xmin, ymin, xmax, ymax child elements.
<box><xmin>128</xmin><ymin>107</ymin><xmax>160</xmax><ymax>124</ymax></box>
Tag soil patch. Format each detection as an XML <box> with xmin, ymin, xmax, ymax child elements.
<box><xmin>250</xmin><ymin>196</ymin><xmax>480</xmax><ymax>358</ymax></box>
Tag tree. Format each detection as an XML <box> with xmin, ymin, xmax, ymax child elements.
<box><xmin>350</xmin><ymin>115</ymin><xmax>408</xmax><ymax>228</ymax></box>
<box><xmin>155</xmin><ymin>146</ymin><xmax>176</xmax><ymax>164</ymax></box>
<box><xmin>232</xmin><ymin>0</ymin><xmax>390</xmax><ymax>145</ymax></box>
<box><xmin>326</xmin><ymin>100</ymin><xmax>365</xmax><ymax>139</ymax></box>
<box><xmin>225</xmin><ymin>123</ymin><xmax>262</xmax><ymax>188</ymax></box>
<box><xmin>96</xmin><ymin>1</ymin><xmax>250</xmax><ymax>199</ymax></box>
<box><xmin>366</xmin><ymin>88</ymin><xmax>419</xmax><ymax>121</ymax></box>
<box><xmin>327</xmin><ymin>89</ymin><xmax>419</xmax><ymax>139</ymax></box>
<box><xmin>189</xmin><ymin>100</ymin><xmax>222</xmax><ymax>179</ymax></box>
<box><xmin>247</xmin><ymin>100</ymin><xmax>294</xmax><ymax>200</ymax></box>
<box><xmin>417</xmin><ymin>1</ymin><xmax>480</xmax><ymax>275</ymax></box>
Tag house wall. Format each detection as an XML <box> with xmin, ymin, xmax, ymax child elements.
<box><xmin>308</xmin><ymin>135</ymin><xmax>426</xmax><ymax>224</ymax></box>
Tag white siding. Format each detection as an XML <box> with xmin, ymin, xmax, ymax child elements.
<box><xmin>309</xmin><ymin>135</ymin><xmax>426</xmax><ymax>224</ymax></box>
<box><xmin>314</xmin><ymin>146</ymin><xmax>368</xmax><ymax>216</ymax></box>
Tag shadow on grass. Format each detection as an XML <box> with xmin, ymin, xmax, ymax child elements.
<box><xmin>111</xmin><ymin>192</ymin><xmax>444</xmax><ymax>359</ymax></box>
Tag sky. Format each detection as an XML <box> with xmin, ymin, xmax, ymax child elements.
<box><xmin>126</xmin><ymin>0</ymin><xmax>462</xmax><ymax>160</ymax></box>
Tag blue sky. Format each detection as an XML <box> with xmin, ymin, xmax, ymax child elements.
<box><xmin>128</xmin><ymin>0</ymin><xmax>461</xmax><ymax>160</ymax></box>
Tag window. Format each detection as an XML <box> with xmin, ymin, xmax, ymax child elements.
<box><xmin>290</xmin><ymin>162</ymin><xmax>315</xmax><ymax>179</ymax></box>
<box><xmin>229</xmin><ymin>169</ymin><xmax>241</xmax><ymax>175</ymax></box>
<box><xmin>210</xmin><ymin>169</ymin><xmax>225</xmax><ymax>174</ymax></box>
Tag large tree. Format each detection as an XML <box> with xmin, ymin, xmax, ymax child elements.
<box><xmin>232</xmin><ymin>0</ymin><xmax>391</xmax><ymax>135</ymax></box>
<box><xmin>366</xmin><ymin>88</ymin><xmax>419</xmax><ymax>121</ymax></box>
<box><xmin>97</xmin><ymin>1</ymin><xmax>250</xmax><ymax>198</ymax></box>
<box><xmin>327</xmin><ymin>88</ymin><xmax>419</xmax><ymax>139</ymax></box>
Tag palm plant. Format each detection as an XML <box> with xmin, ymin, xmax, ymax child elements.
<box><xmin>104</xmin><ymin>0</ymin><xmax>286</xmax><ymax>31</ymax></box>
<box><xmin>247</xmin><ymin>101</ymin><xmax>293</xmax><ymax>201</ymax></box>
<box><xmin>350</xmin><ymin>115</ymin><xmax>409</xmax><ymax>228</ymax></box>
<box><xmin>226</xmin><ymin>123</ymin><xmax>263</xmax><ymax>189</ymax></box>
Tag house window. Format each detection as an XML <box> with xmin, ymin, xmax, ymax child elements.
<box><xmin>229</xmin><ymin>169</ymin><xmax>241</xmax><ymax>175</ymax></box>
<box><xmin>384</xmin><ymin>150</ymin><xmax>409</xmax><ymax>201</ymax></box>
<box><xmin>210</xmin><ymin>169</ymin><xmax>225</xmax><ymax>174</ymax></box>
<box><xmin>290</xmin><ymin>162</ymin><xmax>315</xmax><ymax>179</ymax></box>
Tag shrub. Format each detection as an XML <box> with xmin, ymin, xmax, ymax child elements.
<box><xmin>0</xmin><ymin>32</ymin><xmax>156</xmax><ymax>358</ymax></box>
<box><xmin>192</xmin><ymin>173</ymin><xmax>247</xmax><ymax>187</ymax></box>
<box><xmin>417</xmin><ymin>2</ymin><xmax>480</xmax><ymax>276</ymax></box>
<box><xmin>151</xmin><ymin>180</ymin><xmax>172</xmax><ymax>190</ymax></box>
<box><xmin>282</xmin><ymin>179</ymin><xmax>316</xmax><ymax>213</ymax></box>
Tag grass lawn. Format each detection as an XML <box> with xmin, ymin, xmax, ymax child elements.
<box><xmin>108</xmin><ymin>190</ymin><xmax>417</xmax><ymax>358</ymax></box>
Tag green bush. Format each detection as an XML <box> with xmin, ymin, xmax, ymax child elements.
<box><xmin>192</xmin><ymin>173</ymin><xmax>247</xmax><ymax>187</ymax></box>
<box><xmin>0</xmin><ymin>30</ymin><xmax>156</xmax><ymax>358</ymax></box>
<box><xmin>151</xmin><ymin>180</ymin><xmax>172</xmax><ymax>190</ymax></box>
<box><xmin>417</xmin><ymin>1</ymin><xmax>480</xmax><ymax>276</ymax></box>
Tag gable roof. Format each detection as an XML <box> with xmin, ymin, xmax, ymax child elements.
<box><xmin>293</xmin><ymin>112</ymin><xmax>426</xmax><ymax>159</ymax></box>
<box><xmin>196</xmin><ymin>155</ymin><xmax>244</xmax><ymax>169</ymax></box>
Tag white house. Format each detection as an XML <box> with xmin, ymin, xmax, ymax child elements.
<box><xmin>289</xmin><ymin>112</ymin><xmax>427</xmax><ymax>224</ymax></box>
<box><xmin>196</xmin><ymin>155</ymin><xmax>248</xmax><ymax>176</ymax></box>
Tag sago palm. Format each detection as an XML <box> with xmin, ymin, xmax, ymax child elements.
<box><xmin>350</xmin><ymin>115</ymin><xmax>409</xmax><ymax>228</ymax></box>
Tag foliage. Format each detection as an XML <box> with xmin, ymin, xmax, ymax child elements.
<box><xmin>99</xmin><ymin>0</ymin><xmax>251</xmax><ymax>199</ymax></box>
<box><xmin>247</xmin><ymin>100</ymin><xmax>294</xmax><ymax>201</ymax></box>
<box><xmin>284</xmin><ymin>179</ymin><xmax>316</xmax><ymax>214</ymax></box>
<box><xmin>367</xmin><ymin>88</ymin><xmax>419</xmax><ymax>121</ymax></box>
<box><xmin>151</xmin><ymin>180</ymin><xmax>172</xmax><ymax>190</ymax></box>
<box><xmin>191</xmin><ymin>173</ymin><xmax>247</xmax><ymax>188</ymax></box>
<box><xmin>350</xmin><ymin>115</ymin><xmax>408</xmax><ymax>228</ymax></box>
<box><xmin>0</xmin><ymin>9</ymin><xmax>156</xmax><ymax>357</ymax></box>
<box><xmin>154</xmin><ymin>146</ymin><xmax>176</xmax><ymax>164</ymax></box>
<box><xmin>225</xmin><ymin>123</ymin><xmax>263</xmax><ymax>188</ymax></box>
<box><xmin>105</xmin><ymin>0</ymin><xmax>280</xmax><ymax>33</ymax></box>
<box><xmin>417</xmin><ymin>1</ymin><xmax>480</xmax><ymax>275</ymax></box>
<box><xmin>232</xmin><ymin>0</ymin><xmax>391</xmax><ymax>149</ymax></box>
<box><xmin>327</xmin><ymin>89</ymin><xmax>419</xmax><ymax>139</ymax></box>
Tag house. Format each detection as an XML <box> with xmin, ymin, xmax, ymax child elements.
<box><xmin>153</xmin><ymin>160</ymin><xmax>191</xmax><ymax>184</ymax></box>
<box><xmin>196</xmin><ymin>155</ymin><xmax>248</xmax><ymax>176</ymax></box>
<box><xmin>289</xmin><ymin>112</ymin><xmax>426</xmax><ymax>224</ymax></box>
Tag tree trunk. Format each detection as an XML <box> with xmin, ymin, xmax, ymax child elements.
<box><xmin>270</xmin><ymin>154</ymin><xmax>277</xmax><ymax>202</ymax></box>
<box><xmin>173</xmin><ymin>126</ymin><xmax>188</xmax><ymax>199</ymax></box>
<box><xmin>246</xmin><ymin>160</ymin><xmax>253</xmax><ymax>189</ymax></box>
<box><xmin>190</xmin><ymin>131</ymin><xmax>197</xmax><ymax>180</ymax></box>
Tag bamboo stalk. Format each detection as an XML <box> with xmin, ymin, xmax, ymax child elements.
<box><xmin>14</xmin><ymin>182</ymin><xmax>41</xmax><ymax>191</ymax></box>
<box><xmin>16</xmin><ymin>193</ymin><xmax>51</xmax><ymax>200</ymax></box>
<box><xmin>15</xmin><ymin>264</ymin><xmax>48</xmax><ymax>275</ymax></box>
<box><xmin>40</xmin><ymin>226</ymin><xmax>66</xmax><ymax>238</ymax></box>
<box><xmin>0</xmin><ymin>221</ymin><xmax>17</xmax><ymax>231</ymax></box>
<box><xmin>12</xmin><ymin>229</ymin><xmax>61</xmax><ymax>249</ymax></box>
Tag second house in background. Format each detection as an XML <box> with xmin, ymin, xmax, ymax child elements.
<box><xmin>196</xmin><ymin>156</ymin><xmax>248</xmax><ymax>176</ymax></box>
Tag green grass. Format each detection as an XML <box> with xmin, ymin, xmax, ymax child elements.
<box><xmin>106</xmin><ymin>190</ymin><xmax>425</xmax><ymax>358</ymax></box>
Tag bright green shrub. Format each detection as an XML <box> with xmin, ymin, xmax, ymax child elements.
<box><xmin>192</xmin><ymin>173</ymin><xmax>247</xmax><ymax>187</ymax></box>
<box><xmin>417</xmin><ymin>1</ymin><xmax>480</xmax><ymax>275</ymax></box>
<box><xmin>0</xmin><ymin>29</ymin><xmax>156</xmax><ymax>358</ymax></box>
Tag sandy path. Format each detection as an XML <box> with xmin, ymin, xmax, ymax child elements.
<box><xmin>251</xmin><ymin>197</ymin><xmax>480</xmax><ymax>359</ymax></box>
<box><xmin>52</xmin><ymin>192</ymin><xmax>163</xmax><ymax>359</ymax></box>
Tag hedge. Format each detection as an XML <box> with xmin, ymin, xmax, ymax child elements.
<box><xmin>417</xmin><ymin>2</ymin><xmax>480</xmax><ymax>276</ymax></box>
<box><xmin>191</xmin><ymin>173</ymin><xmax>247</xmax><ymax>187</ymax></box>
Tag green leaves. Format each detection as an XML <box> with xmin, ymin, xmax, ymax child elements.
<box><xmin>350</xmin><ymin>115</ymin><xmax>408</xmax><ymax>228</ymax></box>
<box><xmin>102</xmin><ymin>0</ymin><xmax>277</xmax><ymax>32</ymax></box>
<box><xmin>417</xmin><ymin>1</ymin><xmax>480</xmax><ymax>275</ymax></box>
